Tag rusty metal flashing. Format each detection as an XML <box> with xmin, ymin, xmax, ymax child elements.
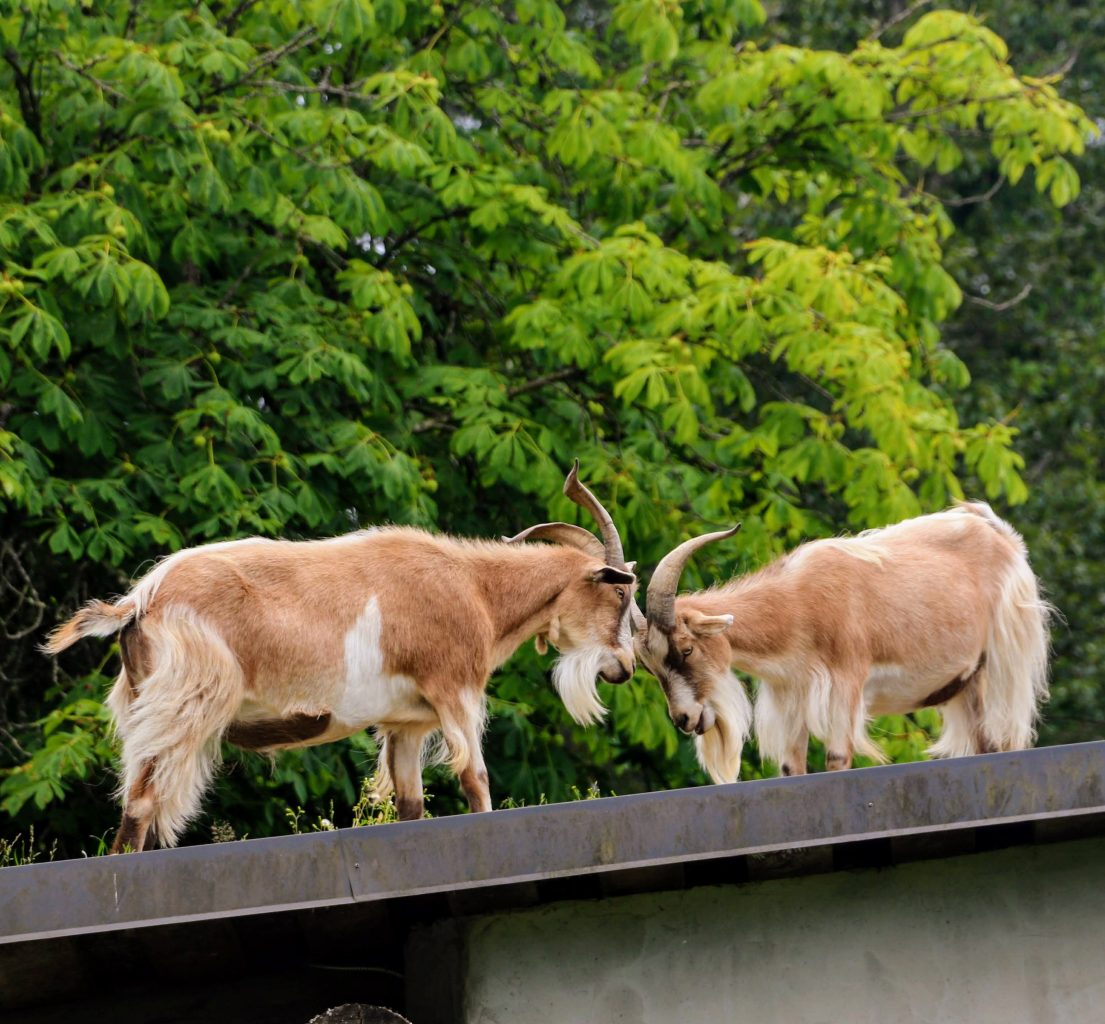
<box><xmin>2</xmin><ymin>741</ymin><xmax>1104</xmax><ymax>949</ymax></box>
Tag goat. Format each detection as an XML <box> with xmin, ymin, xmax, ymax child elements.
<box><xmin>636</xmin><ymin>503</ymin><xmax>1051</xmax><ymax>783</ymax></box>
<box><xmin>44</xmin><ymin>464</ymin><xmax>638</xmax><ymax>852</ymax></box>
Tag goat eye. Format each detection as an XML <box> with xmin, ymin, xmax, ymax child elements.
<box><xmin>614</xmin><ymin>587</ymin><xmax>625</xmax><ymax>599</ymax></box>
<box><xmin>681</xmin><ymin>647</ymin><xmax>693</xmax><ymax>658</ymax></box>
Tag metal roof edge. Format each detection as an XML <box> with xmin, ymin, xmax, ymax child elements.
<box><xmin>2</xmin><ymin>741</ymin><xmax>1103</xmax><ymax>946</ymax></box>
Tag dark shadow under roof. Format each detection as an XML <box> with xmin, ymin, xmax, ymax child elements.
<box><xmin>2</xmin><ymin>741</ymin><xmax>1104</xmax><ymax>1016</ymax></box>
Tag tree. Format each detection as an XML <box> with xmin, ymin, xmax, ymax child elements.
<box><xmin>0</xmin><ymin>0</ymin><xmax>1089</xmax><ymax>854</ymax></box>
<box><xmin>777</xmin><ymin>0</ymin><xmax>1105</xmax><ymax>749</ymax></box>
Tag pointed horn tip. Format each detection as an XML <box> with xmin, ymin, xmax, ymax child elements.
<box><xmin>563</xmin><ymin>458</ymin><xmax>582</xmax><ymax>496</ymax></box>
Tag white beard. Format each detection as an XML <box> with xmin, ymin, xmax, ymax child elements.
<box><xmin>551</xmin><ymin>645</ymin><xmax>609</xmax><ymax>726</ymax></box>
<box><xmin>694</xmin><ymin>672</ymin><xmax>753</xmax><ymax>784</ymax></box>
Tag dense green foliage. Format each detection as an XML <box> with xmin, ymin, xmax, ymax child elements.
<box><xmin>0</xmin><ymin>0</ymin><xmax>1095</xmax><ymax>855</ymax></box>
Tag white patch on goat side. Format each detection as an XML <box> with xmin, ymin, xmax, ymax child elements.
<box><xmin>551</xmin><ymin>645</ymin><xmax>608</xmax><ymax>726</ymax></box>
<box><xmin>332</xmin><ymin>597</ymin><xmax>435</xmax><ymax>730</ymax></box>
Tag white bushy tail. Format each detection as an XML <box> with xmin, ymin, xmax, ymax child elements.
<box><xmin>115</xmin><ymin>609</ymin><xmax>244</xmax><ymax>846</ymax></box>
<box><xmin>980</xmin><ymin>552</ymin><xmax>1051</xmax><ymax>750</ymax></box>
<box><xmin>929</xmin><ymin>508</ymin><xmax>1051</xmax><ymax>758</ymax></box>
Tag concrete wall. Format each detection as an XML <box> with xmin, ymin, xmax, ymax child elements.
<box><xmin>459</xmin><ymin>837</ymin><xmax>1105</xmax><ymax>1024</ymax></box>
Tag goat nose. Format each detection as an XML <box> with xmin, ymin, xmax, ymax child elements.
<box><xmin>675</xmin><ymin>712</ymin><xmax>691</xmax><ymax>733</ymax></box>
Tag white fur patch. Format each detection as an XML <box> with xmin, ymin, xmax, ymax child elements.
<box><xmin>551</xmin><ymin>645</ymin><xmax>609</xmax><ymax>726</ymax></box>
<box><xmin>333</xmin><ymin>597</ymin><xmax>434</xmax><ymax>729</ymax></box>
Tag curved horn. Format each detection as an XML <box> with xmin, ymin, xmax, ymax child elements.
<box><xmin>646</xmin><ymin>525</ymin><xmax>741</xmax><ymax>632</ymax></box>
<box><xmin>563</xmin><ymin>459</ymin><xmax>626</xmax><ymax>568</ymax></box>
<box><xmin>502</xmin><ymin>523</ymin><xmax>606</xmax><ymax>561</ymax></box>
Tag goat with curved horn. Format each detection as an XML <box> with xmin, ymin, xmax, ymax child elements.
<box><xmin>505</xmin><ymin>460</ymin><xmax>642</xmax><ymax>716</ymax></box>
<box><xmin>42</xmin><ymin>464</ymin><xmax>641</xmax><ymax>851</ymax></box>
<box><xmin>562</xmin><ymin>459</ymin><xmax>647</xmax><ymax>636</ymax></box>
<box><xmin>636</xmin><ymin>505</ymin><xmax>1050</xmax><ymax>792</ymax></box>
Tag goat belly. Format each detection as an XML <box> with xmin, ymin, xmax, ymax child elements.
<box><xmin>863</xmin><ymin>663</ymin><xmax>971</xmax><ymax>716</ymax></box>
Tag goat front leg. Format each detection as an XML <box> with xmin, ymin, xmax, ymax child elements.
<box><xmin>781</xmin><ymin>727</ymin><xmax>809</xmax><ymax>777</ymax></box>
<box><xmin>432</xmin><ymin>687</ymin><xmax>491</xmax><ymax>814</ymax></box>
<box><xmin>755</xmin><ymin>682</ymin><xmax>808</xmax><ymax>778</ymax></box>
<box><xmin>458</xmin><ymin>744</ymin><xmax>491</xmax><ymax>814</ymax></box>
<box><xmin>824</xmin><ymin>671</ymin><xmax>867</xmax><ymax>771</ymax></box>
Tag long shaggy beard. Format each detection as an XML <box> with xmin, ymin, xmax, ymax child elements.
<box><xmin>551</xmin><ymin>646</ymin><xmax>609</xmax><ymax>726</ymax></box>
<box><xmin>694</xmin><ymin>673</ymin><xmax>753</xmax><ymax>784</ymax></box>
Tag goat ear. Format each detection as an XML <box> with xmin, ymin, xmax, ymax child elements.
<box><xmin>685</xmin><ymin>610</ymin><xmax>734</xmax><ymax>637</ymax></box>
<box><xmin>588</xmin><ymin>566</ymin><xmax>635</xmax><ymax>585</ymax></box>
<box><xmin>534</xmin><ymin>633</ymin><xmax>549</xmax><ymax>655</ymax></box>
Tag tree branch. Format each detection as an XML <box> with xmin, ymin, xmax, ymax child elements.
<box><xmin>938</xmin><ymin>176</ymin><xmax>1004</xmax><ymax>207</ymax></box>
<box><xmin>204</xmin><ymin>26</ymin><xmax>318</xmax><ymax>98</ymax></box>
<box><xmin>964</xmin><ymin>282</ymin><xmax>1032</xmax><ymax>311</ymax></box>
<box><xmin>219</xmin><ymin>0</ymin><xmax>262</xmax><ymax>33</ymax></box>
<box><xmin>123</xmin><ymin>0</ymin><xmax>142</xmax><ymax>38</ymax></box>
<box><xmin>864</xmin><ymin>0</ymin><xmax>934</xmax><ymax>42</ymax></box>
<box><xmin>3</xmin><ymin>49</ymin><xmax>42</xmax><ymax>140</ymax></box>
<box><xmin>54</xmin><ymin>51</ymin><xmax>127</xmax><ymax>99</ymax></box>
<box><xmin>410</xmin><ymin>367</ymin><xmax>584</xmax><ymax>434</ymax></box>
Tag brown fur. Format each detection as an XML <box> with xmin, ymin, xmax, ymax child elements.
<box><xmin>47</xmin><ymin>527</ymin><xmax>636</xmax><ymax>850</ymax></box>
<box><xmin>640</xmin><ymin>505</ymin><xmax>1050</xmax><ymax>782</ymax></box>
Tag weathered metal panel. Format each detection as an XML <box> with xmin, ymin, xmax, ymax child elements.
<box><xmin>0</xmin><ymin>828</ymin><xmax>354</xmax><ymax>943</ymax></box>
<box><xmin>2</xmin><ymin>742</ymin><xmax>1103</xmax><ymax>946</ymax></box>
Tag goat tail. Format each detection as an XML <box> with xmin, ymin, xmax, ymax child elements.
<box><xmin>42</xmin><ymin>599</ymin><xmax>136</xmax><ymax>655</ymax></box>
<box><xmin>117</xmin><ymin>609</ymin><xmax>244</xmax><ymax>847</ymax></box>
<box><xmin>980</xmin><ymin>548</ymin><xmax>1052</xmax><ymax>751</ymax></box>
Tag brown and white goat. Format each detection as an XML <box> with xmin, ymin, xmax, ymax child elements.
<box><xmin>637</xmin><ymin>503</ymin><xmax>1051</xmax><ymax>783</ymax></box>
<box><xmin>44</xmin><ymin>465</ymin><xmax>637</xmax><ymax>852</ymax></box>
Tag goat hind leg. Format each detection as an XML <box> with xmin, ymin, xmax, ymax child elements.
<box><xmin>386</xmin><ymin>727</ymin><xmax>431</xmax><ymax>821</ymax></box>
<box><xmin>115</xmin><ymin>614</ymin><xmax>244</xmax><ymax>847</ymax></box>
<box><xmin>111</xmin><ymin>760</ymin><xmax>157</xmax><ymax>854</ymax></box>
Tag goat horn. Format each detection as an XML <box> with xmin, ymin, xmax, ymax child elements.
<box><xmin>647</xmin><ymin>525</ymin><xmax>742</xmax><ymax>631</ymax></box>
<box><xmin>502</xmin><ymin>523</ymin><xmax>606</xmax><ymax>561</ymax></box>
<box><xmin>563</xmin><ymin>459</ymin><xmax>627</xmax><ymax>569</ymax></box>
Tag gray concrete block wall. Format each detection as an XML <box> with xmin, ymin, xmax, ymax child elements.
<box><xmin>459</xmin><ymin>838</ymin><xmax>1105</xmax><ymax>1024</ymax></box>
